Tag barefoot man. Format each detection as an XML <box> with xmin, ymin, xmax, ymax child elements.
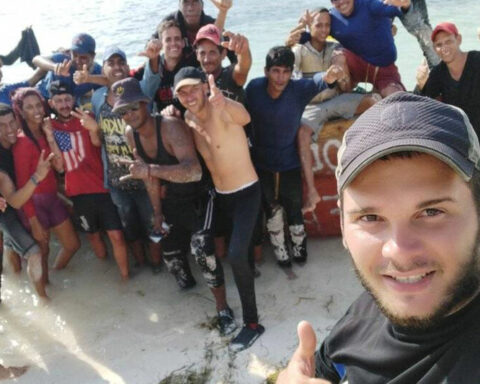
<box><xmin>174</xmin><ymin>66</ymin><xmax>264</xmax><ymax>351</ymax></box>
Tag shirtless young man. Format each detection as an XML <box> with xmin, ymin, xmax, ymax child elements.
<box><xmin>113</xmin><ymin>77</ymin><xmax>237</xmax><ymax>336</ymax></box>
<box><xmin>174</xmin><ymin>67</ymin><xmax>264</xmax><ymax>351</ymax></box>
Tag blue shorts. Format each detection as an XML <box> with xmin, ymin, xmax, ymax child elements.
<box><xmin>0</xmin><ymin>207</ymin><xmax>37</xmax><ymax>258</ymax></box>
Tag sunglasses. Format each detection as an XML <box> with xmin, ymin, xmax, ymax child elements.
<box><xmin>117</xmin><ymin>103</ymin><xmax>140</xmax><ymax>117</ymax></box>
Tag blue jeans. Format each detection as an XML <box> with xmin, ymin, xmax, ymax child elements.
<box><xmin>400</xmin><ymin>0</ymin><xmax>440</xmax><ymax>68</ymax></box>
<box><xmin>109</xmin><ymin>187</ymin><xmax>153</xmax><ymax>242</ymax></box>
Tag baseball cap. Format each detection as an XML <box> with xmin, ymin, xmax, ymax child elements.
<box><xmin>49</xmin><ymin>80</ymin><xmax>74</xmax><ymax>96</ymax></box>
<box><xmin>111</xmin><ymin>77</ymin><xmax>150</xmax><ymax>113</ymax></box>
<box><xmin>173</xmin><ymin>66</ymin><xmax>206</xmax><ymax>94</ymax></box>
<box><xmin>71</xmin><ymin>33</ymin><xmax>96</xmax><ymax>54</ymax></box>
<box><xmin>431</xmin><ymin>22</ymin><xmax>459</xmax><ymax>42</ymax></box>
<box><xmin>102</xmin><ymin>46</ymin><xmax>127</xmax><ymax>63</ymax></box>
<box><xmin>336</xmin><ymin>92</ymin><xmax>480</xmax><ymax>192</ymax></box>
<box><xmin>193</xmin><ymin>24</ymin><xmax>222</xmax><ymax>47</ymax></box>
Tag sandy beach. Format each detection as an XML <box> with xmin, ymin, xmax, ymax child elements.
<box><xmin>0</xmin><ymin>234</ymin><xmax>362</xmax><ymax>384</ymax></box>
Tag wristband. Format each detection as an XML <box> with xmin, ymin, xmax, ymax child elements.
<box><xmin>30</xmin><ymin>175</ymin><xmax>39</xmax><ymax>186</ymax></box>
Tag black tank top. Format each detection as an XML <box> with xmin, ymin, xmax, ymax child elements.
<box><xmin>133</xmin><ymin>115</ymin><xmax>210</xmax><ymax>200</ymax></box>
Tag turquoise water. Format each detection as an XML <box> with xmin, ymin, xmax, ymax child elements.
<box><xmin>1</xmin><ymin>0</ymin><xmax>479</xmax><ymax>90</ymax></box>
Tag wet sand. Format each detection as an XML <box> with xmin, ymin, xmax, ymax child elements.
<box><xmin>0</xmin><ymin>235</ymin><xmax>361</xmax><ymax>383</ymax></box>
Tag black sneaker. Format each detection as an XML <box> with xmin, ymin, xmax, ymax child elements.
<box><xmin>277</xmin><ymin>259</ymin><xmax>292</xmax><ymax>268</ymax></box>
<box><xmin>230</xmin><ymin>323</ymin><xmax>265</xmax><ymax>352</ymax></box>
<box><xmin>218</xmin><ymin>307</ymin><xmax>237</xmax><ymax>336</ymax></box>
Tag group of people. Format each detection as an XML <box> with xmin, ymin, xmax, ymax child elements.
<box><xmin>0</xmin><ymin>0</ymin><xmax>480</xmax><ymax>367</ymax></box>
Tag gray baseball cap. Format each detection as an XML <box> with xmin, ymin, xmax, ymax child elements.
<box><xmin>336</xmin><ymin>92</ymin><xmax>480</xmax><ymax>192</ymax></box>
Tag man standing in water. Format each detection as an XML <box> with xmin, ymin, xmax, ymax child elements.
<box><xmin>174</xmin><ymin>67</ymin><xmax>263</xmax><ymax>351</ymax></box>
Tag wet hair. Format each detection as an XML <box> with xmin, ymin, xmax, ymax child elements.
<box><xmin>265</xmin><ymin>46</ymin><xmax>295</xmax><ymax>71</ymax></box>
<box><xmin>157</xmin><ymin>20</ymin><xmax>182</xmax><ymax>39</ymax></box>
<box><xmin>0</xmin><ymin>104</ymin><xmax>14</xmax><ymax>118</ymax></box>
<box><xmin>11</xmin><ymin>87</ymin><xmax>47</xmax><ymax>150</ymax></box>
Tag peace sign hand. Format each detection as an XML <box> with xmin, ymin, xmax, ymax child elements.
<box><xmin>118</xmin><ymin>149</ymin><xmax>150</xmax><ymax>181</ymax></box>
<box><xmin>71</xmin><ymin>108</ymin><xmax>98</xmax><ymax>132</ymax></box>
<box><xmin>33</xmin><ymin>149</ymin><xmax>55</xmax><ymax>181</ymax></box>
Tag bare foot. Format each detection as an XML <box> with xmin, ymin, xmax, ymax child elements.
<box><xmin>0</xmin><ymin>364</ymin><xmax>29</xmax><ymax>380</ymax></box>
<box><xmin>302</xmin><ymin>189</ymin><xmax>321</xmax><ymax>214</ymax></box>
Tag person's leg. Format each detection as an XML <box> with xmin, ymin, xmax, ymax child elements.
<box><xmin>280</xmin><ymin>168</ymin><xmax>308</xmax><ymax>263</ymax></box>
<box><xmin>86</xmin><ymin>232</ymin><xmax>107</xmax><ymax>259</ymax></box>
<box><xmin>162</xmin><ymin>200</ymin><xmax>196</xmax><ymax>289</ymax></box>
<box><xmin>223</xmin><ymin>183</ymin><xmax>265</xmax><ymax>350</ymax></box>
<box><xmin>376</xmin><ymin>64</ymin><xmax>406</xmax><ymax>98</ymax></box>
<box><xmin>26</xmin><ymin>246</ymin><xmax>47</xmax><ymax>298</ymax></box>
<box><xmin>258</xmin><ymin>168</ymin><xmax>289</xmax><ymax>265</ymax></box>
<box><xmin>106</xmin><ymin>230</ymin><xmax>129</xmax><ymax>280</ymax></box>
<box><xmin>6</xmin><ymin>248</ymin><xmax>21</xmax><ymax>273</ymax></box>
<box><xmin>134</xmin><ymin>189</ymin><xmax>162</xmax><ymax>269</ymax></box>
<box><xmin>1</xmin><ymin>208</ymin><xmax>47</xmax><ymax>298</ymax></box>
<box><xmin>97</xmin><ymin>193</ymin><xmax>129</xmax><ymax>279</ymax></box>
<box><xmin>297</xmin><ymin>123</ymin><xmax>320</xmax><ymax>214</ymax></box>
<box><xmin>399</xmin><ymin>0</ymin><xmax>440</xmax><ymax>68</ymax></box>
<box><xmin>110</xmin><ymin>187</ymin><xmax>145</xmax><ymax>266</ymax></box>
<box><xmin>51</xmin><ymin>218</ymin><xmax>80</xmax><ymax>270</ymax></box>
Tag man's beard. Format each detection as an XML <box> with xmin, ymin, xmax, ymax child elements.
<box><xmin>352</xmin><ymin>234</ymin><xmax>480</xmax><ymax>331</ymax></box>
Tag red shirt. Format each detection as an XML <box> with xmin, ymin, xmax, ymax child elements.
<box><xmin>51</xmin><ymin>117</ymin><xmax>107</xmax><ymax>197</ymax></box>
<box><xmin>13</xmin><ymin>132</ymin><xmax>58</xmax><ymax>219</ymax></box>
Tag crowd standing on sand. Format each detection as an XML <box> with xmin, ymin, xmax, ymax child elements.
<box><xmin>1</xmin><ymin>0</ymin><xmax>480</xmax><ymax>378</ymax></box>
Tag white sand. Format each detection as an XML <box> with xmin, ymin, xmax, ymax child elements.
<box><xmin>0</xmin><ymin>236</ymin><xmax>362</xmax><ymax>383</ymax></box>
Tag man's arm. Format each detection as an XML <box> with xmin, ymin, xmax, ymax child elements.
<box><xmin>32</xmin><ymin>53</ymin><xmax>72</xmax><ymax>77</ymax></box>
<box><xmin>208</xmin><ymin>74</ymin><xmax>250</xmax><ymax>126</ymax></box>
<box><xmin>27</xmin><ymin>67</ymin><xmax>47</xmax><ymax>87</ymax></box>
<box><xmin>0</xmin><ymin>151</ymin><xmax>53</xmax><ymax>209</ymax></box>
<box><xmin>221</xmin><ymin>32</ymin><xmax>252</xmax><ymax>86</ymax></box>
<box><xmin>370</xmin><ymin>0</ymin><xmax>411</xmax><ymax>17</ymax></box>
<box><xmin>420</xmin><ymin>65</ymin><xmax>442</xmax><ymax>98</ymax></box>
<box><xmin>139</xmin><ymin>41</ymin><xmax>163</xmax><ymax>99</ymax></box>
<box><xmin>211</xmin><ymin>0</ymin><xmax>233</xmax><ymax>31</ymax></box>
<box><xmin>120</xmin><ymin>118</ymin><xmax>202</xmax><ymax>183</ymax></box>
<box><xmin>124</xmin><ymin>127</ymin><xmax>163</xmax><ymax>232</ymax></box>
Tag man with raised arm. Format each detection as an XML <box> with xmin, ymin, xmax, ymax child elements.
<box><xmin>33</xmin><ymin>33</ymin><xmax>102</xmax><ymax>109</ymax></box>
<box><xmin>286</xmin><ymin>8</ymin><xmax>378</xmax><ymax>213</ymax></box>
<box><xmin>113</xmin><ymin>77</ymin><xmax>237</xmax><ymax>336</ymax></box>
<box><xmin>174</xmin><ymin>66</ymin><xmax>263</xmax><ymax>351</ymax></box>
<box><xmin>157</xmin><ymin>0</ymin><xmax>234</xmax><ymax>66</ymax></box>
<box><xmin>0</xmin><ymin>104</ymin><xmax>53</xmax><ymax>299</ymax></box>
<box><xmin>246</xmin><ymin>46</ymin><xmax>342</xmax><ymax>267</ymax></box>
<box><xmin>278</xmin><ymin>92</ymin><xmax>480</xmax><ymax>383</ymax></box>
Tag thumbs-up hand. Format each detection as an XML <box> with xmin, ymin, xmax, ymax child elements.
<box><xmin>208</xmin><ymin>74</ymin><xmax>225</xmax><ymax>109</ymax></box>
<box><xmin>276</xmin><ymin>321</ymin><xmax>332</xmax><ymax>383</ymax></box>
<box><xmin>73</xmin><ymin>64</ymin><xmax>89</xmax><ymax>85</ymax></box>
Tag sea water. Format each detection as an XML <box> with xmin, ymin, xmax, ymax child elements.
<box><xmin>1</xmin><ymin>0</ymin><xmax>479</xmax><ymax>90</ymax></box>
